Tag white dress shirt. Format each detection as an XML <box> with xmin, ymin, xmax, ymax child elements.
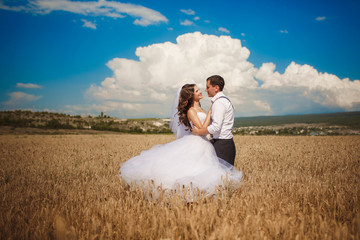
<box><xmin>207</xmin><ymin>92</ymin><xmax>234</xmax><ymax>139</ymax></box>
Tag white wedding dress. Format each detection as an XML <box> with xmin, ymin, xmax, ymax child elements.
<box><xmin>119</xmin><ymin>112</ymin><xmax>242</xmax><ymax>196</ymax></box>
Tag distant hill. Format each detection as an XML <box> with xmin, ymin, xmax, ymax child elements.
<box><xmin>0</xmin><ymin>110</ymin><xmax>171</xmax><ymax>134</ymax></box>
<box><xmin>234</xmin><ymin>111</ymin><xmax>360</xmax><ymax>129</ymax></box>
<box><xmin>1</xmin><ymin>110</ymin><xmax>359</xmax><ymax>135</ymax></box>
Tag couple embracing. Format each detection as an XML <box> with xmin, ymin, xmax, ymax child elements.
<box><xmin>120</xmin><ymin>75</ymin><xmax>242</xmax><ymax>195</ymax></box>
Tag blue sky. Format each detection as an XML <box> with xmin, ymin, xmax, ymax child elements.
<box><xmin>1</xmin><ymin>0</ymin><xmax>359</xmax><ymax>118</ymax></box>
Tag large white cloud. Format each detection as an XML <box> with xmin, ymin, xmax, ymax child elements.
<box><xmin>85</xmin><ymin>32</ymin><xmax>256</xmax><ymax>117</ymax></box>
<box><xmin>84</xmin><ymin>32</ymin><xmax>360</xmax><ymax>118</ymax></box>
<box><xmin>0</xmin><ymin>0</ymin><xmax>168</xmax><ymax>26</ymax></box>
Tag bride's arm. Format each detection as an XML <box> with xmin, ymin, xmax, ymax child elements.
<box><xmin>189</xmin><ymin>107</ymin><xmax>212</xmax><ymax>136</ymax></box>
<box><xmin>187</xmin><ymin>108</ymin><xmax>204</xmax><ymax>129</ymax></box>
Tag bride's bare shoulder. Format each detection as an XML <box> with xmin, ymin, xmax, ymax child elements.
<box><xmin>187</xmin><ymin>107</ymin><xmax>198</xmax><ymax>120</ymax></box>
<box><xmin>187</xmin><ymin>107</ymin><xmax>196</xmax><ymax>114</ymax></box>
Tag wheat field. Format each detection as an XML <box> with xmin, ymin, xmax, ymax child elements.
<box><xmin>0</xmin><ymin>134</ymin><xmax>359</xmax><ymax>239</ymax></box>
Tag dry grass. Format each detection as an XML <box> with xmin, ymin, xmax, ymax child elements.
<box><xmin>0</xmin><ymin>134</ymin><xmax>359</xmax><ymax>239</ymax></box>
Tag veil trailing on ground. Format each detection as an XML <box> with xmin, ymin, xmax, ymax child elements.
<box><xmin>170</xmin><ymin>86</ymin><xmax>190</xmax><ymax>139</ymax></box>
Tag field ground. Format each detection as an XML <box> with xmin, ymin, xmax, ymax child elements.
<box><xmin>0</xmin><ymin>134</ymin><xmax>359</xmax><ymax>239</ymax></box>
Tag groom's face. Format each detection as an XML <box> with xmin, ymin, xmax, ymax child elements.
<box><xmin>206</xmin><ymin>80</ymin><xmax>218</xmax><ymax>97</ymax></box>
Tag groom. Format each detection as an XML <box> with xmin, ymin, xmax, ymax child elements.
<box><xmin>193</xmin><ymin>75</ymin><xmax>236</xmax><ymax>166</ymax></box>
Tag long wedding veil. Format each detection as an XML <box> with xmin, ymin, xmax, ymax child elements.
<box><xmin>170</xmin><ymin>86</ymin><xmax>190</xmax><ymax>139</ymax></box>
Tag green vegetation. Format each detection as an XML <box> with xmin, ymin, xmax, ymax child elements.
<box><xmin>0</xmin><ymin>110</ymin><xmax>171</xmax><ymax>134</ymax></box>
<box><xmin>45</xmin><ymin>119</ymin><xmax>74</xmax><ymax>129</ymax></box>
<box><xmin>234</xmin><ymin>111</ymin><xmax>360</xmax><ymax>129</ymax></box>
<box><xmin>1</xmin><ymin>110</ymin><xmax>359</xmax><ymax>135</ymax></box>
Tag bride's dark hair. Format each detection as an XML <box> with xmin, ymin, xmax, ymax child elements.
<box><xmin>177</xmin><ymin>84</ymin><xmax>196</xmax><ymax>131</ymax></box>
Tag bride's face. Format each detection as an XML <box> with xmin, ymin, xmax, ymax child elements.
<box><xmin>193</xmin><ymin>85</ymin><xmax>203</xmax><ymax>101</ymax></box>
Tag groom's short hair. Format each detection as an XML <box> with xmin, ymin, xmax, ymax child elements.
<box><xmin>207</xmin><ymin>75</ymin><xmax>225</xmax><ymax>91</ymax></box>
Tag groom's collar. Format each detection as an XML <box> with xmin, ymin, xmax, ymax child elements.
<box><xmin>211</xmin><ymin>91</ymin><xmax>225</xmax><ymax>103</ymax></box>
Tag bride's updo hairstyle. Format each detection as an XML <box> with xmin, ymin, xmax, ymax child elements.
<box><xmin>177</xmin><ymin>84</ymin><xmax>195</xmax><ymax>131</ymax></box>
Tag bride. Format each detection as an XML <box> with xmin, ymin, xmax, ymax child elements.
<box><xmin>119</xmin><ymin>84</ymin><xmax>242</xmax><ymax>196</ymax></box>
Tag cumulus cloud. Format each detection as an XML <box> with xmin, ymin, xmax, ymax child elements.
<box><xmin>280</xmin><ymin>29</ymin><xmax>288</xmax><ymax>34</ymax></box>
<box><xmin>3</xmin><ymin>92</ymin><xmax>42</xmax><ymax>106</ymax></box>
<box><xmin>194</xmin><ymin>16</ymin><xmax>200</xmax><ymax>21</ymax></box>
<box><xmin>180</xmin><ymin>9</ymin><xmax>195</xmax><ymax>15</ymax></box>
<box><xmin>85</xmin><ymin>32</ymin><xmax>360</xmax><ymax>118</ymax></box>
<box><xmin>256</xmin><ymin>62</ymin><xmax>360</xmax><ymax>110</ymax></box>
<box><xmin>16</xmin><ymin>83</ymin><xmax>43</xmax><ymax>89</ymax></box>
<box><xmin>180</xmin><ymin>19</ymin><xmax>193</xmax><ymax>26</ymax></box>
<box><xmin>316</xmin><ymin>16</ymin><xmax>326</xmax><ymax>21</ymax></box>
<box><xmin>81</xmin><ymin>19</ymin><xmax>97</xmax><ymax>29</ymax></box>
<box><xmin>0</xmin><ymin>0</ymin><xmax>168</xmax><ymax>27</ymax></box>
<box><xmin>218</xmin><ymin>27</ymin><xmax>230</xmax><ymax>34</ymax></box>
